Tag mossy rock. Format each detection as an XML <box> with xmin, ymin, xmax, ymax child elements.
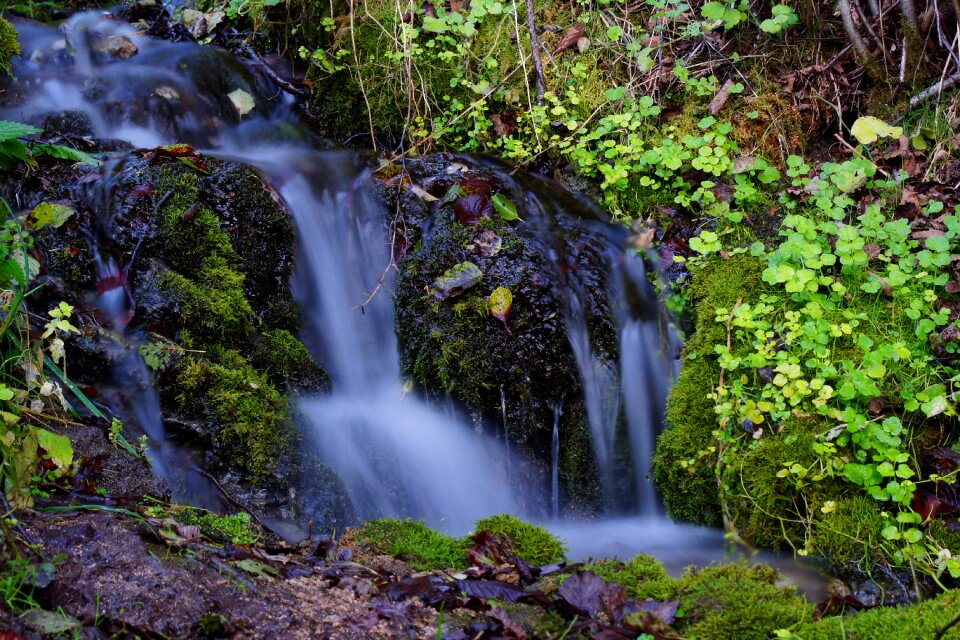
<box><xmin>473</xmin><ymin>514</ymin><xmax>566</xmax><ymax>565</ymax></box>
<box><xmin>653</xmin><ymin>254</ymin><xmax>765</xmax><ymax>527</ymax></box>
<box><xmin>175</xmin><ymin>349</ymin><xmax>295</xmax><ymax>483</ymax></box>
<box><xmin>393</xmin><ymin>162</ymin><xmax>617</xmax><ymax>513</ymax></box>
<box><xmin>32</xmin><ymin>151</ymin><xmax>329</xmax><ymax>501</ymax></box>
<box><xmin>0</xmin><ymin>17</ymin><xmax>18</xmax><ymax>75</ymax></box>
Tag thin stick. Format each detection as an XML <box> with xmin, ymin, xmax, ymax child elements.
<box><xmin>525</xmin><ymin>0</ymin><xmax>545</xmax><ymax>104</ymax></box>
<box><xmin>350</xmin><ymin>0</ymin><xmax>378</xmax><ymax>151</ymax></box>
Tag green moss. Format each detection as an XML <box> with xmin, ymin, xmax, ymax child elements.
<box><xmin>176</xmin><ymin>350</ymin><xmax>292</xmax><ymax>483</ymax></box>
<box><xmin>582</xmin><ymin>554</ymin><xmax>673</xmax><ymax>600</ymax></box>
<box><xmin>252</xmin><ymin>328</ymin><xmax>328</xmax><ymax>389</ymax></box>
<box><xmin>175</xmin><ymin>508</ymin><xmax>260</xmax><ymax>545</ymax></box>
<box><xmin>795</xmin><ymin>590</ymin><xmax>960</xmax><ymax>639</ymax></box>
<box><xmin>569</xmin><ymin>556</ymin><xmax>811</xmax><ymax>639</ymax></box>
<box><xmin>675</xmin><ymin>564</ymin><xmax>810</xmax><ymax>640</ymax></box>
<box><xmin>810</xmin><ymin>495</ymin><xmax>888</xmax><ymax>570</ymax></box>
<box><xmin>473</xmin><ymin>514</ymin><xmax>567</xmax><ymax>565</ymax></box>
<box><xmin>355</xmin><ymin>518</ymin><xmax>468</xmax><ymax>571</ymax></box>
<box><xmin>0</xmin><ymin>17</ymin><xmax>18</xmax><ymax>75</ymax></box>
<box><xmin>159</xmin><ymin>258</ymin><xmax>253</xmax><ymax>344</ymax></box>
<box><xmin>653</xmin><ymin>254</ymin><xmax>765</xmax><ymax>527</ymax></box>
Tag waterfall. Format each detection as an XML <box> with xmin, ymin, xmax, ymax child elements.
<box><xmin>5</xmin><ymin>10</ymin><xmax>677</xmax><ymax>529</ymax></box>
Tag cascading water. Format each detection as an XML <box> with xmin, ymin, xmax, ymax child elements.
<box><xmin>7</xmin><ymin>9</ymin><xmax>685</xmax><ymax>539</ymax></box>
<box><xmin>549</xmin><ymin>398</ymin><xmax>563</xmax><ymax>519</ymax></box>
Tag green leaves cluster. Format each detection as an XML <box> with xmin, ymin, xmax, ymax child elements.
<box><xmin>688</xmin><ymin>150</ymin><xmax>960</xmax><ymax>578</ymax></box>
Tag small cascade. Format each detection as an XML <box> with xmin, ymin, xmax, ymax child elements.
<box><xmin>549</xmin><ymin>398</ymin><xmax>563</xmax><ymax>519</ymax></box>
<box><xmin>564</xmin><ymin>294</ymin><xmax>622</xmax><ymax>500</ymax></box>
<box><xmin>7</xmin><ymin>10</ymin><xmax>680</xmax><ymax>530</ymax></box>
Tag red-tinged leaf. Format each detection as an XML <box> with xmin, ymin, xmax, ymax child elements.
<box><xmin>130</xmin><ymin>184</ymin><xmax>157</xmax><ymax>198</ymax></box>
<box><xmin>553</xmin><ymin>22</ymin><xmax>586</xmax><ymax>54</ymax></box>
<box><xmin>558</xmin><ymin>570</ymin><xmax>608</xmax><ymax>617</ymax></box>
<box><xmin>489</xmin><ymin>286</ymin><xmax>513</xmax><ymax>324</ymax></box>
<box><xmin>429</xmin><ymin>261</ymin><xmax>483</xmax><ymax>300</ymax></box>
<box><xmin>454</xmin><ymin>193</ymin><xmax>493</xmax><ymax>225</ymax></box>
<box><xmin>912</xmin><ymin>492</ymin><xmax>942</xmax><ymax>521</ymax></box>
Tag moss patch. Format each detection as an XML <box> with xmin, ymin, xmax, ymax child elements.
<box><xmin>473</xmin><ymin>514</ymin><xmax>566</xmax><ymax>565</ymax></box>
<box><xmin>354</xmin><ymin>518</ymin><xmax>468</xmax><ymax>571</ymax></box>
<box><xmin>795</xmin><ymin>589</ymin><xmax>960</xmax><ymax>639</ymax></box>
<box><xmin>0</xmin><ymin>17</ymin><xmax>19</xmax><ymax>75</ymax></box>
<box><xmin>176</xmin><ymin>350</ymin><xmax>294</xmax><ymax>484</ymax></box>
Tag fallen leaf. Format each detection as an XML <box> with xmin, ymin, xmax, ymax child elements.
<box><xmin>228</xmin><ymin>89</ymin><xmax>256</xmax><ymax>117</ymax></box>
<box><xmin>492</xmin><ymin>193</ymin><xmax>519</xmax><ymax>221</ymax></box>
<box><xmin>489</xmin><ymin>286</ymin><xmax>513</xmax><ymax>324</ymax></box>
<box><xmin>558</xmin><ymin>570</ymin><xmax>608</xmax><ymax>617</ymax></box>
<box><xmin>28</xmin><ymin>202</ymin><xmax>75</xmax><ymax>230</ymax></box>
<box><xmin>469</xmin><ymin>228</ymin><xmax>502</xmax><ymax>257</ymax></box>
<box><xmin>850</xmin><ymin>116</ymin><xmax>903</xmax><ymax>145</ymax></box>
<box><xmin>553</xmin><ymin>22</ymin><xmax>586</xmax><ymax>54</ymax></box>
<box><xmin>454</xmin><ymin>193</ymin><xmax>494</xmax><ymax>225</ymax></box>
<box><xmin>429</xmin><ymin>261</ymin><xmax>483</xmax><ymax>300</ymax></box>
<box><xmin>709</xmin><ymin>79</ymin><xmax>736</xmax><ymax>115</ymax></box>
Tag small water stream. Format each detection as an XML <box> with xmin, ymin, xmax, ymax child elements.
<box><xmin>2</xmin><ymin>9</ymin><xmax>822</xmax><ymax>582</ymax></box>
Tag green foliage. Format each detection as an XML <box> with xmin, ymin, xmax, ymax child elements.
<box><xmin>473</xmin><ymin>514</ymin><xmax>567</xmax><ymax>565</ymax></box>
<box><xmin>658</xmin><ymin>144</ymin><xmax>960</xmax><ymax>578</ymax></box>
<box><xmin>0</xmin><ymin>120</ymin><xmax>98</xmax><ymax>170</ymax></box>
<box><xmin>0</xmin><ymin>18</ymin><xmax>19</xmax><ymax>75</ymax></box>
<box><xmin>355</xmin><ymin>518</ymin><xmax>468</xmax><ymax>571</ymax></box>
<box><xmin>790</xmin><ymin>589</ymin><xmax>960</xmax><ymax>639</ymax></box>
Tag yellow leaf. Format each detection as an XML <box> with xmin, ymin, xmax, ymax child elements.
<box><xmin>850</xmin><ymin>116</ymin><xmax>902</xmax><ymax>145</ymax></box>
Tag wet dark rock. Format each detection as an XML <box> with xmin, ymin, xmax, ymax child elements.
<box><xmin>69</xmin><ymin>423</ymin><xmax>171</xmax><ymax>499</ymax></box>
<box><xmin>391</xmin><ymin>158</ymin><xmax>619</xmax><ymax>513</ymax></box>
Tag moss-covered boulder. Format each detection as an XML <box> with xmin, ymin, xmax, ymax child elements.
<box><xmin>392</xmin><ymin>160</ymin><xmax>618</xmax><ymax>513</ymax></box>
<box><xmin>29</xmin><ymin>149</ymin><xmax>336</xmax><ymax>523</ymax></box>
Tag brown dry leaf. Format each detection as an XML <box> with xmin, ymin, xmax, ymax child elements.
<box><xmin>553</xmin><ymin>22</ymin><xmax>586</xmax><ymax>54</ymax></box>
<box><xmin>491</xmin><ymin>113</ymin><xmax>516</xmax><ymax>137</ymax></box>
<box><xmin>709</xmin><ymin>79</ymin><xmax>736</xmax><ymax>115</ymax></box>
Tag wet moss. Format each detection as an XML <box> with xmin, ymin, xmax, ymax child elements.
<box><xmin>354</xmin><ymin>518</ymin><xmax>468</xmax><ymax>571</ymax></box>
<box><xmin>394</xmin><ymin>190</ymin><xmax>613</xmax><ymax>513</ymax></box>
<box><xmin>251</xmin><ymin>328</ymin><xmax>330</xmax><ymax>392</ymax></box>
<box><xmin>571</xmin><ymin>555</ymin><xmax>812</xmax><ymax>639</ymax></box>
<box><xmin>582</xmin><ymin>554</ymin><xmax>673</xmax><ymax>599</ymax></box>
<box><xmin>176</xmin><ymin>350</ymin><xmax>294</xmax><ymax>484</ymax></box>
<box><xmin>473</xmin><ymin>514</ymin><xmax>566</xmax><ymax>565</ymax></box>
<box><xmin>795</xmin><ymin>589</ymin><xmax>960</xmax><ymax>639</ymax></box>
<box><xmin>0</xmin><ymin>17</ymin><xmax>18</xmax><ymax>75</ymax></box>
<box><xmin>158</xmin><ymin>258</ymin><xmax>253</xmax><ymax>345</ymax></box>
<box><xmin>653</xmin><ymin>254</ymin><xmax>765</xmax><ymax>527</ymax></box>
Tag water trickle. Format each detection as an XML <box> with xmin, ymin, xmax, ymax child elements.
<box><xmin>500</xmin><ymin>385</ymin><xmax>511</xmax><ymax>479</ymax></box>
<box><xmin>549</xmin><ymin>398</ymin><xmax>563</xmax><ymax>518</ymax></box>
